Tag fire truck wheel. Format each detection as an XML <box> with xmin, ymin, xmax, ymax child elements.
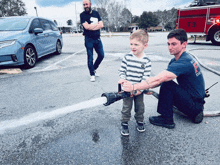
<box><xmin>211</xmin><ymin>29</ymin><xmax>220</xmax><ymax>46</ymax></box>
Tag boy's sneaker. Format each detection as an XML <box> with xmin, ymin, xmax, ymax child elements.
<box><xmin>136</xmin><ymin>121</ymin><xmax>145</xmax><ymax>132</ymax></box>
<box><xmin>192</xmin><ymin>111</ymin><xmax>203</xmax><ymax>124</ymax></box>
<box><xmin>121</xmin><ymin>122</ymin><xmax>129</xmax><ymax>136</ymax></box>
<box><xmin>149</xmin><ymin>115</ymin><xmax>175</xmax><ymax>129</ymax></box>
<box><xmin>90</xmin><ymin>76</ymin><xmax>95</xmax><ymax>82</ymax></box>
<box><xmin>94</xmin><ymin>70</ymin><xmax>100</xmax><ymax>77</ymax></box>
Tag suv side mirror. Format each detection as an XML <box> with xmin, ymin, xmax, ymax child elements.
<box><xmin>33</xmin><ymin>28</ymin><xmax>43</xmax><ymax>34</ymax></box>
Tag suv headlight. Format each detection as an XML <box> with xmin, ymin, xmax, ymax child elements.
<box><xmin>0</xmin><ymin>40</ymin><xmax>16</xmax><ymax>49</ymax></box>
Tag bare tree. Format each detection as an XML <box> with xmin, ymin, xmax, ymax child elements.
<box><xmin>94</xmin><ymin>0</ymin><xmax>129</xmax><ymax>32</ymax></box>
<box><xmin>108</xmin><ymin>0</ymin><xmax>124</xmax><ymax>31</ymax></box>
<box><xmin>154</xmin><ymin>8</ymin><xmax>177</xmax><ymax>31</ymax></box>
<box><xmin>121</xmin><ymin>8</ymin><xmax>132</xmax><ymax>25</ymax></box>
<box><xmin>94</xmin><ymin>0</ymin><xmax>110</xmax><ymax>9</ymax></box>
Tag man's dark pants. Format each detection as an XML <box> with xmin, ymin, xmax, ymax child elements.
<box><xmin>85</xmin><ymin>36</ymin><xmax>104</xmax><ymax>76</ymax></box>
<box><xmin>157</xmin><ymin>81</ymin><xmax>204</xmax><ymax>119</ymax></box>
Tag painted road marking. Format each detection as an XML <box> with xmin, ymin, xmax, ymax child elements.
<box><xmin>42</xmin><ymin>49</ymin><xmax>85</xmax><ymax>71</ymax></box>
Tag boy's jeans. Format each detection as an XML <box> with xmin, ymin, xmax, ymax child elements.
<box><xmin>121</xmin><ymin>93</ymin><xmax>145</xmax><ymax>123</ymax></box>
<box><xmin>85</xmin><ymin>36</ymin><xmax>104</xmax><ymax>76</ymax></box>
<box><xmin>157</xmin><ymin>81</ymin><xmax>204</xmax><ymax>119</ymax></box>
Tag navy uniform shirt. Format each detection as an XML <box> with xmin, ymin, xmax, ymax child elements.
<box><xmin>80</xmin><ymin>10</ymin><xmax>102</xmax><ymax>39</ymax></box>
<box><xmin>167</xmin><ymin>52</ymin><xmax>205</xmax><ymax>99</ymax></box>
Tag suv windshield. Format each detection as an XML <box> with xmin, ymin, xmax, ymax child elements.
<box><xmin>0</xmin><ymin>18</ymin><xmax>31</xmax><ymax>31</ymax></box>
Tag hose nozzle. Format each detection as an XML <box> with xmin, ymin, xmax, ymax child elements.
<box><xmin>101</xmin><ymin>91</ymin><xmax>131</xmax><ymax>106</ymax></box>
<box><xmin>101</xmin><ymin>84</ymin><xmax>159</xmax><ymax>106</ymax></box>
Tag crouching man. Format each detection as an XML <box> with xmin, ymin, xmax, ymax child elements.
<box><xmin>122</xmin><ymin>29</ymin><xmax>206</xmax><ymax>129</ymax></box>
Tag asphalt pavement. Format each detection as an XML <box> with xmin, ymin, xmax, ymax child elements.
<box><xmin>0</xmin><ymin>33</ymin><xmax>220</xmax><ymax>164</ymax></box>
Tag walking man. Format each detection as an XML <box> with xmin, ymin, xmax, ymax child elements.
<box><xmin>80</xmin><ymin>0</ymin><xmax>105</xmax><ymax>82</ymax></box>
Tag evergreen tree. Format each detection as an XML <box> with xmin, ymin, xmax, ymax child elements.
<box><xmin>0</xmin><ymin>0</ymin><xmax>27</xmax><ymax>17</ymax></box>
<box><xmin>138</xmin><ymin>11</ymin><xmax>159</xmax><ymax>29</ymax></box>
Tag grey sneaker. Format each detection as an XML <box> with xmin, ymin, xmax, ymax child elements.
<box><xmin>90</xmin><ymin>75</ymin><xmax>95</xmax><ymax>82</ymax></box>
<box><xmin>136</xmin><ymin>121</ymin><xmax>145</xmax><ymax>132</ymax></box>
<box><xmin>121</xmin><ymin>122</ymin><xmax>129</xmax><ymax>136</ymax></box>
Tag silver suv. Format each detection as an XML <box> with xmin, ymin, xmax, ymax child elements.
<box><xmin>0</xmin><ymin>16</ymin><xmax>63</xmax><ymax>68</ymax></box>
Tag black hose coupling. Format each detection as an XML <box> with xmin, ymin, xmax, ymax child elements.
<box><xmin>101</xmin><ymin>91</ymin><xmax>131</xmax><ymax>106</ymax></box>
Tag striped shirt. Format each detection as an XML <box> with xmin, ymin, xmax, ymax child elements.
<box><xmin>118</xmin><ymin>52</ymin><xmax>151</xmax><ymax>84</ymax></box>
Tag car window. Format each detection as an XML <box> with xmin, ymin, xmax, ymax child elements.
<box><xmin>50</xmin><ymin>21</ymin><xmax>59</xmax><ymax>31</ymax></box>
<box><xmin>40</xmin><ymin>19</ymin><xmax>52</xmax><ymax>31</ymax></box>
<box><xmin>29</xmin><ymin>18</ymin><xmax>42</xmax><ymax>32</ymax></box>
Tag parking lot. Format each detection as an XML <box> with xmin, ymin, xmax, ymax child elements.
<box><xmin>0</xmin><ymin>32</ymin><xmax>220</xmax><ymax>164</ymax></box>
<box><xmin>1</xmin><ymin>32</ymin><xmax>220</xmax><ymax>76</ymax></box>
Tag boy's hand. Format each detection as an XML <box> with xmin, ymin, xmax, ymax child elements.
<box><xmin>123</xmin><ymin>81</ymin><xmax>133</xmax><ymax>92</ymax></box>
<box><xmin>144</xmin><ymin>91</ymin><xmax>153</xmax><ymax>95</ymax></box>
<box><xmin>130</xmin><ymin>90</ymin><xmax>142</xmax><ymax>97</ymax></box>
<box><xmin>118</xmin><ymin>79</ymin><xmax>127</xmax><ymax>84</ymax></box>
<box><xmin>135</xmin><ymin>90</ymin><xmax>142</xmax><ymax>96</ymax></box>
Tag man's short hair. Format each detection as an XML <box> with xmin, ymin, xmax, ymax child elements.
<box><xmin>167</xmin><ymin>29</ymin><xmax>187</xmax><ymax>44</ymax></box>
<box><xmin>130</xmin><ymin>29</ymin><xmax>149</xmax><ymax>44</ymax></box>
<box><xmin>83</xmin><ymin>0</ymin><xmax>91</xmax><ymax>3</ymax></box>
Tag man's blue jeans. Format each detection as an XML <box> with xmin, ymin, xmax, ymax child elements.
<box><xmin>85</xmin><ymin>36</ymin><xmax>104</xmax><ymax>76</ymax></box>
<box><xmin>157</xmin><ymin>81</ymin><xmax>204</xmax><ymax>119</ymax></box>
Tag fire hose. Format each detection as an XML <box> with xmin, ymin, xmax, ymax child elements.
<box><xmin>101</xmin><ymin>82</ymin><xmax>219</xmax><ymax>117</ymax></box>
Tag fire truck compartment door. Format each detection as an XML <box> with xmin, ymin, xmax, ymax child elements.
<box><xmin>178</xmin><ymin>8</ymin><xmax>208</xmax><ymax>33</ymax></box>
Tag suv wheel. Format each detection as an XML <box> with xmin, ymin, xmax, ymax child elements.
<box><xmin>24</xmin><ymin>45</ymin><xmax>37</xmax><ymax>68</ymax></box>
<box><xmin>55</xmin><ymin>40</ymin><xmax>62</xmax><ymax>55</ymax></box>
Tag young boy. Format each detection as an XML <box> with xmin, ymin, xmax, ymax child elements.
<box><xmin>118</xmin><ymin>29</ymin><xmax>151</xmax><ymax>136</ymax></box>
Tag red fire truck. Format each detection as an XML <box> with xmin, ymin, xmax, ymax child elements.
<box><xmin>176</xmin><ymin>2</ymin><xmax>220</xmax><ymax>45</ymax></box>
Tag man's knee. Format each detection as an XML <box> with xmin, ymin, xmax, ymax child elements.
<box><xmin>159</xmin><ymin>81</ymin><xmax>177</xmax><ymax>94</ymax></box>
<box><xmin>96</xmin><ymin>48</ymin><xmax>104</xmax><ymax>59</ymax></box>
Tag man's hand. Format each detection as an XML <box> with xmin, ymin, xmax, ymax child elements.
<box><xmin>83</xmin><ymin>21</ymin><xmax>89</xmax><ymax>27</ymax></box>
<box><xmin>82</xmin><ymin>21</ymin><xmax>90</xmax><ymax>29</ymax></box>
<box><xmin>83</xmin><ymin>21</ymin><xmax>104</xmax><ymax>31</ymax></box>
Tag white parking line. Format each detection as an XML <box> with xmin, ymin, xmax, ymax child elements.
<box><xmin>42</xmin><ymin>49</ymin><xmax>85</xmax><ymax>71</ymax></box>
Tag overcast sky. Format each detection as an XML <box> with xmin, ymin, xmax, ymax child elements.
<box><xmin>23</xmin><ymin>0</ymin><xmax>193</xmax><ymax>26</ymax></box>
